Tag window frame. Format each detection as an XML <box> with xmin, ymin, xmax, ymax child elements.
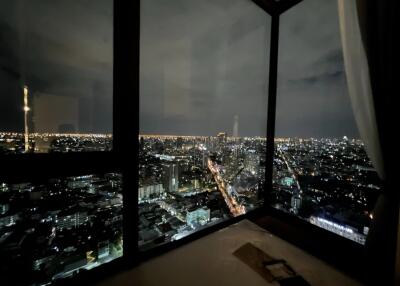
<box><xmin>131</xmin><ymin>0</ymin><xmax>367</xmax><ymax>281</ymax></box>
<box><xmin>0</xmin><ymin>0</ymin><xmax>129</xmax><ymax>284</ymax></box>
<box><xmin>0</xmin><ymin>0</ymin><xmax>370</xmax><ymax>285</ymax></box>
<box><xmin>132</xmin><ymin>0</ymin><xmax>367</xmax><ymax>281</ymax></box>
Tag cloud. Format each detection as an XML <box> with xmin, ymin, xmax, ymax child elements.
<box><xmin>0</xmin><ymin>0</ymin><xmax>113</xmax><ymax>132</ymax></box>
<box><xmin>0</xmin><ymin>0</ymin><xmax>359</xmax><ymax>138</ymax></box>
<box><xmin>139</xmin><ymin>0</ymin><xmax>358</xmax><ymax>138</ymax></box>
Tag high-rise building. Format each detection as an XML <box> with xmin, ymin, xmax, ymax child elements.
<box><xmin>202</xmin><ymin>152</ymin><xmax>208</xmax><ymax>168</ymax></box>
<box><xmin>217</xmin><ymin>132</ymin><xmax>227</xmax><ymax>143</ymax></box>
<box><xmin>163</xmin><ymin>164</ymin><xmax>179</xmax><ymax>193</ymax></box>
<box><xmin>217</xmin><ymin>132</ymin><xmax>227</xmax><ymax>152</ymax></box>
<box><xmin>139</xmin><ymin>184</ymin><xmax>164</xmax><ymax>200</ymax></box>
<box><xmin>23</xmin><ymin>86</ymin><xmax>30</xmax><ymax>152</ymax></box>
<box><xmin>176</xmin><ymin>137</ymin><xmax>183</xmax><ymax>149</ymax></box>
<box><xmin>0</xmin><ymin>203</ymin><xmax>9</xmax><ymax>215</ymax></box>
<box><xmin>291</xmin><ymin>195</ymin><xmax>302</xmax><ymax>214</ymax></box>
<box><xmin>186</xmin><ymin>207</ymin><xmax>210</xmax><ymax>227</ymax></box>
<box><xmin>56</xmin><ymin>211</ymin><xmax>88</xmax><ymax>230</ymax></box>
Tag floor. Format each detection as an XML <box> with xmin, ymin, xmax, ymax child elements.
<box><xmin>94</xmin><ymin>220</ymin><xmax>362</xmax><ymax>286</ymax></box>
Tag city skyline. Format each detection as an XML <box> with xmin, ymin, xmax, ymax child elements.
<box><xmin>137</xmin><ymin>133</ymin><xmax>361</xmax><ymax>140</ymax></box>
<box><xmin>138</xmin><ymin>134</ymin><xmax>380</xmax><ymax>248</ymax></box>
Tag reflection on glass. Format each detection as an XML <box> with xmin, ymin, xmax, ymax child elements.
<box><xmin>271</xmin><ymin>0</ymin><xmax>381</xmax><ymax>244</ymax></box>
<box><xmin>0</xmin><ymin>1</ymin><xmax>113</xmax><ymax>154</ymax></box>
<box><xmin>0</xmin><ymin>173</ymin><xmax>123</xmax><ymax>285</ymax></box>
<box><xmin>139</xmin><ymin>0</ymin><xmax>270</xmax><ymax>250</ymax></box>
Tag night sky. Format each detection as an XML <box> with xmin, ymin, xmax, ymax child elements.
<box><xmin>0</xmin><ymin>0</ymin><xmax>359</xmax><ymax>138</ymax></box>
<box><xmin>0</xmin><ymin>0</ymin><xmax>113</xmax><ymax>133</ymax></box>
<box><xmin>140</xmin><ymin>0</ymin><xmax>359</xmax><ymax>138</ymax></box>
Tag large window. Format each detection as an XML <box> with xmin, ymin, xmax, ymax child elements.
<box><xmin>0</xmin><ymin>1</ymin><xmax>386</xmax><ymax>285</ymax></box>
<box><xmin>139</xmin><ymin>0</ymin><xmax>270</xmax><ymax>250</ymax></box>
<box><xmin>0</xmin><ymin>0</ymin><xmax>113</xmax><ymax>154</ymax></box>
<box><xmin>0</xmin><ymin>1</ymin><xmax>119</xmax><ymax>286</ymax></box>
<box><xmin>271</xmin><ymin>0</ymin><xmax>381</xmax><ymax>244</ymax></box>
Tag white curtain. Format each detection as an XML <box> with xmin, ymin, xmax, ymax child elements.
<box><xmin>337</xmin><ymin>0</ymin><xmax>385</xmax><ymax>179</ymax></box>
<box><xmin>338</xmin><ymin>2</ymin><xmax>400</xmax><ymax>284</ymax></box>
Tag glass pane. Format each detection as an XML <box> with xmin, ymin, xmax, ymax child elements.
<box><xmin>0</xmin><ymin>1</ymin><xmax>113</xmax><ymax>154</ymax></box>
<box><xmin>272</xmin><ymin>0</ymin><xmax>382</xmax><ymax>244</ymax></box>
<box><xmin>0</xmin><ymin>173</ymin><xmax>123</xmax><ymax>285</ymax></box>
<box><xmin>139</xmin><ymin>0</ymin><xmax>270</xmax><ymax>250</ymax></box>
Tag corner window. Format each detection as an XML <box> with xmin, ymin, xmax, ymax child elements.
<box><xmin>271</xmin><ymin>0</ymin><xmax>381</xmax><ymax>244</ymax></box>
<box><xmin>139</xmin><ymin>0</ymin><xmax>271</xmax><ymax>250</ymax></box>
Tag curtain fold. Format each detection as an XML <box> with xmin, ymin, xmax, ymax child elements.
<box><xmin>337</xmin><ymin>0</ymin><xmax>384</xmax><ymax>179</ymax></box>
<box><xmin>338</xmin><ymin>1</ymin><xmax>398</xmax><ymax>285</ymax></box>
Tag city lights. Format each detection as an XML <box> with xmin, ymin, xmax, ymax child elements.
<box><xmin>0</xmin><ymin>173</ymin><xmax>123</xmax><ymax>284</ymax></box>
<box><xmin>137</xmin><ymin>134</ymin><xmax>381</xmax><ymax>249</ymax></box>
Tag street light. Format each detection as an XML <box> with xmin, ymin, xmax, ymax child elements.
<box><xmin>251</xmin><ymin>0</ymin><xmax>303</xmax><ymax>207</ymax></box>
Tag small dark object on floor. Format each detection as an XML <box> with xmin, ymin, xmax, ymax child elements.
<box><xmin>233</xmin><ymin>242</ymin><xmax>310</xmax><ymax>285</ymax></box>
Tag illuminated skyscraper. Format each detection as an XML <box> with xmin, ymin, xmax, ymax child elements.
<box><xmin>23</xmin><ymin>86</ymin><xmax>30</xmax><ymax>152</ymax></box>
<box><xmin>163</xmin><ymin>164</ymin><xmax>179</xmax><ymax>193</ymax></box>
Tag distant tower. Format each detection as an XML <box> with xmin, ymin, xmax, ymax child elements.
<box><xmin>23</xmin><ymin>86</ymin><xmax>30</xmax><ymax>152</ymax></box>
<box><xmin>233</xmin><ymin>115</ymin><xmax>239</xmax><ymax>138</ymax></box>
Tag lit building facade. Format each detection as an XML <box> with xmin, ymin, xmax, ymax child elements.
<box><xmin>139</xmin><ymin>184</ymin><xmax>164</xmax><ymax>200</ymax></box>
<box><xmin>186</xmin><ymin>207</ymin><xmax>210</xmax><ymax>227</ymax></box>
<box><xmin>56</xmin><ymin>211</ymin><xmax>88</xmax><ymax>230</ymax></box>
